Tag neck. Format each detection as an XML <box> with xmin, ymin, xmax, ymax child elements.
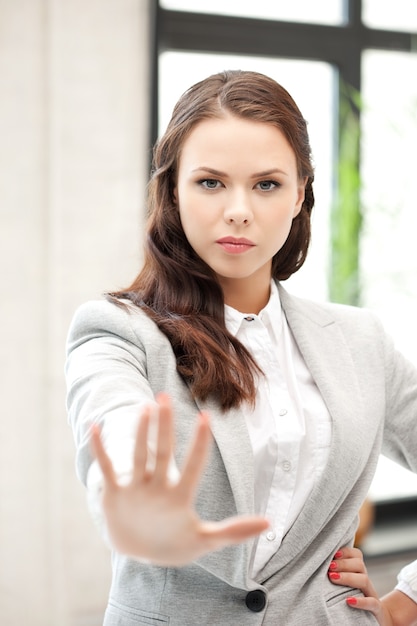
<box><xmin>221</xmin><ymin>277</ymin><xmax>271</xmax><ymax>315</ymax></box>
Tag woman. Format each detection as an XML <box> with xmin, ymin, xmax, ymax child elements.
<box><xmin>66</xmin><ymin>69</ymin><xmax>417</xmax><ymax>624</ymax></box>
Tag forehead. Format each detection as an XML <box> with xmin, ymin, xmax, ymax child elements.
<box><xmin>178</xmin><ymin>115</ymin><xmax>297</xmax><ymax>169</ymax></box>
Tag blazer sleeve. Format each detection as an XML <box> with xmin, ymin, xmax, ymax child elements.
<box><xmin>65</xmin><ymin>299</ymin><xmax>179</xmax><ymax>535</ymax></box>
<box><xmin>380</xmin><ymin>322</ymin><xmax>417</xmax><ymax>472</ymax></box>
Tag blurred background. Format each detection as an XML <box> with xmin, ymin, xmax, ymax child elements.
<box><xmin>1</xmin><ymin>1</ymin><xmax>417</xmax><ymax>623</ymax></box>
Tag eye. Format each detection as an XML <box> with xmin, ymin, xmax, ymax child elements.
<box><xmin>256</xmin><ymin>180</ymin><xmax>279</xmax><ymax>191</ymax></box>
<box><xmin>199</xmin><ymin>178</ymin><xmax>222</xmax><ymax>190</ymax></box>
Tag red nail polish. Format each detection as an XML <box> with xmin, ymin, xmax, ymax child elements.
<box><xmin>329</xmin><ymin>572</ymin><xmax>340</xmax><ymax>580</ymax></box>
<box><xmin>347</xmin><ymin>597</ymin><xmax>357</xmax><ymax>606</ymax></box>
<box><xmin>334</xmin><ymin>550</ymin><xmax>343</xmax><ymax>559</ymax></box>
<box><xmin>329</xmin><ymin>561</ymin><xmax>338</xmax><ymax>570</ymax></box>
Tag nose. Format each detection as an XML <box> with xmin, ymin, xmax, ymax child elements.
<box><xmin>223</xmin><ymin>190</ymin><xmax>253</xmax><ymax>225</ymax></box>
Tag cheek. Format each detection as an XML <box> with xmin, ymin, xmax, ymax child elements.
<box><xmin>180</xmin><ymin>196</ymin><xmax>214</xmax><ymax>230</ymax></box>
<box><xmin>178</xmin><ymin>204</ymin><xmax>202</xmax><ymax>244</ymax></box>
<box><xmin>269</xmin><ymin>213</ymin><xmax>295</xmax><ymax>247</ymax></box>
<box><xmin>270</xmin><ymin>205</ymin><xmax>296</xmax><ymax>229</ymax></box>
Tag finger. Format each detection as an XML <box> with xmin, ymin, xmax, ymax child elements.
<box><xmin>329</xmin><ymin>570</ymin><xmax>368</xmax><ymax>589</ymax></box>
<box><xmin>199</xmin><ymin>515</ymin><xmax>270</xmax><ymax>548</ymax></box>
<box><xmin>132</xmin><ymin>407</ymin><xmax>151</xmax><ymax>484</ymax></box>
<box><xmin>90</xmin><ymin>423</ymin><xmax>117</xmax><ymax>488</ymax></box>
<box><xmin>346</xmin><ymin>595</ymin><xmax>383</xmax><ymax>617</ymax></box>
<box><xmin>152</xmin><ymin>393</ymin><xmax>175</xmax><ymax>483</ymax></box>
<box><xmin>328</xmin><ymin>570</ymin><xmax>379</xmax><ymax>600</ymax></box>
<box><xmin>330</xmin><ymin>556</ymin><xmax>367</xmax><ymax>574</ymax></box>
<box><xmin>330</xmin><ymin>547</ymin><xmax>367</xmax><ymax>575</ymax></box>
<box><xmin>176</xmin><ymin>411</ymin><xmax>212</xmax><ymax>502</ymax></box>
<box><xmin>334</xmin><ymin>546</ymin><xmax>364</xmax><ymax>563</ymax></box>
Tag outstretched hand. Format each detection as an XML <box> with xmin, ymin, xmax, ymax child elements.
<box><xmin>91</xmin><ymin>393</ymin><xmax>269</xmax><ymax>566</ymax></box>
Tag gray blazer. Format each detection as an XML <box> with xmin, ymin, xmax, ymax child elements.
<box><xmin>66</xmin><ymin>284</ymin><xmax>417</xmax><ymax>625</ymax></box>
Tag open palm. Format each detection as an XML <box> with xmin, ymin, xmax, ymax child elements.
<box><xmin>91</xmin><ymin>393</ymin><xmax>269</xmax><ymax>566</ymax></box>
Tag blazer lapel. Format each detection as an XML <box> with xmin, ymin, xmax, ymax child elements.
<box><xmin>201</xmin><ymin>398</ymin><xmax>255</xmax><ymax>516</ymax></box>
<box><xmin>278</xmin><ymin>284</ymin><xmax>365</xmax><ymax>436</ymax></box>
<box><xmin>193</xmin><ymin>396</ymin><xmax>257</xmax><ymax>588</ymax></box>
<box><xmin>255</xmin><ymin>285</ymin><xmax>367</xmax><ymax>577</ymax></box>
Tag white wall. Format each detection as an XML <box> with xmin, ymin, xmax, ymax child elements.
<box><xmin>0</xmin><ymin>1</ymin><xmax>150</xmax><ymax>623</ymax></box>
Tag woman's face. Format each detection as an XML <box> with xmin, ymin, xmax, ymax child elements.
<box><xmin>174</xmin><ymin>114</ymin><xmax>306</xmax><ymax>310</ymax></box>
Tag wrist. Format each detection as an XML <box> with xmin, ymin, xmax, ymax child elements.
<box><xmin>381</xmin><ymin>590</ymin><xmax>417</xmax><ymax>626</ymax></box>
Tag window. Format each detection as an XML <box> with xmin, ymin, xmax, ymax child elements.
<box><xmin>361</xmin><ymin>48</ymin><xmax>417</xmax><ymax>502</ymax></box>
<box><xmin>361</xmin><ymin>50</ymin><xmax>417</xmax><ymax>361</ymax></box>
<box><xmin>363</xmin><ymin>0</ymin><xmax>417</xmax><ymax>31</ymax></box>
<box><xmin>160</xmin><ymin>0</ymin><xmax>345</xmax><ymax>25</ymax></box>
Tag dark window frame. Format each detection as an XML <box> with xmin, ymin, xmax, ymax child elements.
<box><xmin>150</xmin><ymin>0</ymin><xmax>413</xmax><ymax>148</ymax></box>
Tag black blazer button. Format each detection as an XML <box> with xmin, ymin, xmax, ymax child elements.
<box><xmin>245</xmin><ymin>589</ymin><xmax>266</xmax><ymax>612</ymax></box>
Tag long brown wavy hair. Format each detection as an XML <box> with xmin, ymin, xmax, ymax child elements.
<box><xmin>110</xmin><ymin>70</ymin><xmax>315</xmax><ymax>410</ymax></box>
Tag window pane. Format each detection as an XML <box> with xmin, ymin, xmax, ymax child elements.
<box><xmin>362</xmin><ymin>0</ymin><xmax>417</xmax><ymax>31</ymax></box>
<box><xmin>160</xmin><ymin>0</ymin><xmax>345</xmax><ymax>26</ymax></box>
<box><xmin>362</xmin><ymin>49</ymin><xmax>417</xmax><ymax>500</ymax></box>
<box><xmin>159</xmin><ymin>51</ymin><xmax>335</xmax><ymax>301</ymax></box>
<box><xmin>361</xmin><ymin>50</ymin><xmax>417</xmax><ymax>362</ymax></box>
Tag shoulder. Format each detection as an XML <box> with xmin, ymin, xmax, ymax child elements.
<box><xmin>278</xmin><ymin>283</ymin><xmax>381</xmax><ymax>330</ymax></box>
<box><xmin>66</xmin><ymin>297</ymin><xmax>160</xmax><ymax>352</ymax></box>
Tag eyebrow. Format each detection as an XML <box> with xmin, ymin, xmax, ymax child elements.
<box><xmin>191</xmin><ymin>167</ymin><xmax>289</xmax><ymax>178</ymax></box>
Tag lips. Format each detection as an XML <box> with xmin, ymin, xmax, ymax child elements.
<box><xmin>216</xmin><ymin>236</ymin><xmax>255</xmax><ymax>254</ymax></box>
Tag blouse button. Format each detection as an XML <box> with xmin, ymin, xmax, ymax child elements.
<box><xmin>279</xmin><ymin>408</ymin><xmax>288</xmax><ymax>416</ymax></box>
<box><xmin>266</xmin><ymin>530</ymin><xmax>276</xmax><ymax>542</ymax></box>
<box><xmin>282</xmin><ymin>460</ymin><xmax>292</xmax><ymax>472</ymax></box>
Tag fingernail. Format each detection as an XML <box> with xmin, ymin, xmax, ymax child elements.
<box><xmin>329</xmin><ymin>572</ymin><xmax>340</xmax><ymax>580</ymax></box>
<box><xmin>347</xmin><ymin>597</ymin><xmax>357</xmax><ymax>606</ymax></box>
<box><xmin>329</xmin><ymin>561</ymin><xmax>338</xmax><ymax>570</ymax></box>
<box><xmin>334</xmin><ymin>550</ymin><xmax>343</xmax><ymax>559</ymax></box>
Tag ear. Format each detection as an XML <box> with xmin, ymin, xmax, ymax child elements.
<box><xmin>293</xmin><ymin>176</ymin><xmax>308</xmax><ymax>218</ymax></box>
<box><xmin>172</xmin><ymin>186</ymin><xmax>178</xmax><ymax>204</ymax></box>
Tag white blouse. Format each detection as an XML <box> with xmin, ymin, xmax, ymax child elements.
<box><xmin>397</xmin><ymin>560</ymin><xmax>417</xmax><ymax>603</ymax></box>
<box><xmin>224</xmin><ymin>281</ymin><xmax>332</xmax><ymax>576</ymax></box>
